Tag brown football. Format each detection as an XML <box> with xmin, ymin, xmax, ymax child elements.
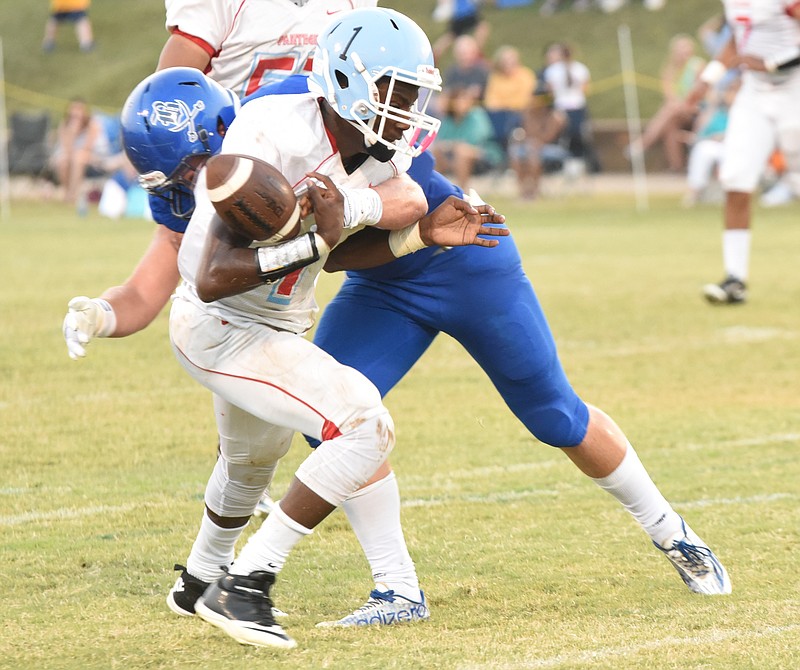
<box><xmin>205</xmin><ymin>153</ymin><xmax>301</xmax><ymax>244</ymax></box>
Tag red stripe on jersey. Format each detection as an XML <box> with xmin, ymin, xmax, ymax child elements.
<box><xmin>322</xmin><ymin>420</ymin><xmax>342</xmax><ymax>441</ymax></box>
<box><xmin>291</xmin><ymin>145</ymin><xmax>339</xmax><ymax>191</ymax></box>
<box><xmin>174</xmin><ymin>342</ymin><xmax>341</xmax><ymax>440</ymax></box>
<box><xmin>170</xmin><ymin>28</ymin><xmax>217</xmax><ymax>60</ymax></box>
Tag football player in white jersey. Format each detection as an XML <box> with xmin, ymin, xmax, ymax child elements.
<box><xmin>159</xmin><ymin>0</ymin><xmax>377</xmax><ymax>97</ymax></box>
<box><xmin>692</xmin><ymin>0</ymin><xmax>800</xmax><ymax>304</ymax></box>
<box><xmin>168</xmin><ymin>8</ymin><xmax>505</xmax><ymax>648</ymax></box>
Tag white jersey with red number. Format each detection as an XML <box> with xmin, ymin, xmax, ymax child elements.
<box><xmin>165</xmin><ymin>0</ymin><xmax>377</xmax><ymax>97</ymax></box>
<box><xmin>724</xmin><ymin>0</ymin><xmax>800</xmax><ymax>83</ymax></box>
<box><xmin>176</xmin><ymin>92</ymin><xmax>410</xmax><ymax>334</ymax></box>
<box><xmin>719</xmin><ymin>0</ymin><xmax>800</xmax><ymax>193</ymax></box>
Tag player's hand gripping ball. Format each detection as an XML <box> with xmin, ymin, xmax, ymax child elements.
<box><xmin>205</xmin><ymin>153</ymin><xmax>301</xmax><ymax>244</ymax></box>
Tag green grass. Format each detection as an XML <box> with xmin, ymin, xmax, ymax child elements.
<box><xmin>2</xmin><ymin>192</ymin><xmax>799</xmax><ymax>669</ymax></box>
<box><xmin>1</xmin><ymin>0</ymin><xmax>721</xmax><ymax>119</ymax></box>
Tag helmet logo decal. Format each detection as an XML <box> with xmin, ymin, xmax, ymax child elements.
<box><xmin>145</xmin><ymin>99</ymin><xmax>207</xmax><ymax>142</ymax></box>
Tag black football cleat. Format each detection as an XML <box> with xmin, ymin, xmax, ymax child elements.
<box><xmin>195</xmin><ymin>570</ymin><xmax>295</xmax><ymax>648</ymax></box>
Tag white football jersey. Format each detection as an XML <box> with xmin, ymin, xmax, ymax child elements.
<box><xmin>177</xmin><ymin>92</ymin><xmax>409</xmax><ymax>334</ymax></box>
<box><xmin>165</xmin><ymin>0</ymin><xmax>377</xmax><ymax>97</ymax></box>
<box><xmin>723</xmin><ymin>0</ymin><xmax>800</xmax><ymax>82</ymax></box>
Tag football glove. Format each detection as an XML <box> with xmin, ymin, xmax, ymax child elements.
<box><xmin>63</xmin><ymin>296</ymin><xmax>117</xmax><ymax>360</ymax></box>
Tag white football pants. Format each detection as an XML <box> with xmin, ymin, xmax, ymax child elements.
<box><xmin>169</xmin><ymin>296</ymin><xmax>395</xmax><ymax>515</ymax></box>
<box><xmin>720</xmin><ymin>69</ymin><xmax>800</xmax><ymax>194</ymax></box>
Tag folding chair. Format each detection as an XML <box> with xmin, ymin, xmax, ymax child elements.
<box><xmin>7</xmin><ymin>111</ymin><xmax>52</xmax><ymax>178</ymax></box>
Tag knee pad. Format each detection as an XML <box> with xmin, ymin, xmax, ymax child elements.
<box><xmin>205</xmin><ymin>453</ymin><xmax>280</xmax><ymax>518</ymax></box>
<box><xmin>527</xmin><ymin>398</ymin><xmax>590</xmax><ymax>448</ymax></box>
<box><xmin>295</xmin><ymin>408</ymin><xmax>395</xmax><ymax>507</ymax></box>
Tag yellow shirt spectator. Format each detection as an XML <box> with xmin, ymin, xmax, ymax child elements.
<box><xmin>484</xmin><ymin>46</ymin><xmax>537</xmax><ymax>112</ymax></box>
<box><xmin>43</xmin><ymin>0</ymin><xmax>93</xmax><ymax>51</ymax></box>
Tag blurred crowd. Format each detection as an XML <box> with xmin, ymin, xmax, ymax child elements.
<box><xmin>424</xmin><ymin>3</ymin><xmax>793</xmax><ymax>207</ymax></box>
<box><xmin>428</xmin><ymin>32</ymin><xmax>602</xmax><ymax>199</ymax></box>
<box><xmin>6</xmin><ymin>1</ymin><xmax>795</xmax><ymax>211</ymax></box>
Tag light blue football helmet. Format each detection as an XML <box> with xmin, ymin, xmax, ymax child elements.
<box><xmin>121</xmin><ymin>67</ymin><xmax>239</xmax><ymax>219</ymax></box>
<box><xmin>308</xmin><ymin>8</ymin><xmax>442</xmax><ymax>159</ymax></box>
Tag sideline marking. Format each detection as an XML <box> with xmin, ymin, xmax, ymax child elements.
<box><xmin>459</xmin><ymin>624</ymin><xmax>800</xmax><ymax>669</ymax></box>
<box><xmin>0</xmin><ymin>501</ymin><xmax>171</xmax><ymax>527</ymax></box>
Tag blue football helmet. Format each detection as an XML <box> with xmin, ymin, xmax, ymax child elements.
<box><xmin>121</xmin><ymin>67</ymin><xmax>239</xmax><ymax>219</ymax></box>
<box><xmin>308</xmin><ymin>8</ymin><xmax>442</xmax><ymax>160</ymax></box>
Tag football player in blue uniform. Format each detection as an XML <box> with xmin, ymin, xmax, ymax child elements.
<box><xmin>64</xmin><ymin>67</ymin><xmax>731</xmax><ymax>631</ymax></box>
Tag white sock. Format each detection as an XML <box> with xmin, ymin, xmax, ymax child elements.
<box><xmin>342</xmin><ymin>471</ymin><xmax>420</xmax><ymax>601</ymax></box>
<box><xmin>230</xmin><ymin>503</ymin><xmax>312</xmax><ymax>576</ymax></box>
<box><xmin>185</xmin><ymin>510</ymin><xmax>247</xmax><ymax>583</ymax></box>
<box><xmin>722</xmin><ymin>229</ymin><xmax>751</xmax><ymax>281</ymax></box>
<box><xmin>592</xmin><ymin>445</ymin><xmax>683</xmax><ymax>547</ymax></box>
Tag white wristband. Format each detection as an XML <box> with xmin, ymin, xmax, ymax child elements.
<box><xmin>340</xmin><ymin>187</ymin><xmax>384</xmax><ymax>228</ymax></box>
<box><xmin>92</xmin><ymin>299</ymin><xmax>117</xmax><ymax>338</ymax></box>
<box><xmin>388</xmin><ymin>223</ymin><xmax>426</xmax><ymax>257</ymax></box>
<box><xmin>256</xmin><ymin>233</ymin><xmax>312</xmax><ymax>274</ymax></box>
<box><xmin>700</xmin><ymin>60</ymin><xmax>726</xmax><ymax>86</ymax></box>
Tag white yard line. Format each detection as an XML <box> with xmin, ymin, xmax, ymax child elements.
<box><xmin>459</xmin><ymin>624</ymin><xmax>800</xmax><ymax>669</ymax></box>
<box><xmin>685</xmin><ymin>433</ymin><xmax>800</xmax><ymax>450</ymax></box>
<box><xmin>3</xmin><ymin>431</ymin><xmax>798</xmax><ymax>525</ymax></box>
<box><xmin>556</xmin><ymin>326</ymin><xmax>799</xmax><ymax>359</ymax></box>
<box><xmin>0</xmin><ymin>500</ymin><xmax>173</xmax><ymax>526</ymax></box>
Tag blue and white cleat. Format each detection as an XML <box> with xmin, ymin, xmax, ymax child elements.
<box><xmin>316</xmin><ymin>588</ymin><xmax>430</xmax><ymax>627</ymax></box>
<box><xmin>655</xmin><ymin>519</ymin><xmax>732</xmax><ymax>595</ymax></box>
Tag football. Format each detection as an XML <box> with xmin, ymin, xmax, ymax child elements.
<box><xmin>205</xmin><ymin>153</ymin><xmax>301</xmax><ymax>244</ymax></box>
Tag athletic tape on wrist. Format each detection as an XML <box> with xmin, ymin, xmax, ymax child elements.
<box><xmin>92</xmin><ymin>299</ymin><xmax>117</xmax><ymax>338</ymax></box>
<box><xmin>700</xmin><ymin>60</ymin><xmax>726</xmax><ymax>86</ymax></box>
<box><xmin>256</xmin><ymin>232</ymin><xmax>318</xmax><ymax>278</ymax></box>
<box><xmin>340</xmin><ymin>187</ymin><xmax>383</xmax><ymax>228</ymax></box>
<box><xmin>388</xmin><ymin>223</ymin><xmax>426</xmax><ymax>257</ymax></box>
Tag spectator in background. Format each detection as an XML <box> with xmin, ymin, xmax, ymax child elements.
<box><xmin>507</xmin><ymin>90</ymin><xmax>570</xmax><ymax>199</ymax></box>
<box><xmin>484</xmin><ymin>45</ymin><xmax>537</xmax><ymax>151</ymax></box>
<box><xmin>42</xmin><ymin>0</ymin><xmax>94</xmax><ymax>53</ymax></box>
<box><xmin>432</xmin><ymin>0</ymin><xmax>490</xmax><ymax>61</ymax></box>
<box><xmin>432</xmin><ymin>87</ymin><xmax>503</xmax><ymax>191</ymax></box>
<box><xmin>628</xmin><ymin>34</ymin><xmax>705</xmax><ymax>172</ymax></box>
<box><xmin>543</xmin><ymin>42</ymin><xmax>601</xmax><ymax>174</ymax></box>
<box><xmin>438</xmin><ymin>34</ymin><xmax>490</xmax><ymax>114</ymax></box>
<box><xmin>49</xmin><ymin>97</ymin><xmax>112</xmax><ymax>205</ymax></box>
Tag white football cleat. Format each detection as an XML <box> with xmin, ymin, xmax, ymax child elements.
<box><xmin>655</xmin><ymin>519</ymin><xmax>731</xmax><ymax>595</ymax></box>
<box><xmin>316</xmin><ymin>588</ymin><xmax>429</xmax><ymax>627</ymax></box>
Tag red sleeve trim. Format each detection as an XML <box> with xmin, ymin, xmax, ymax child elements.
<box><xmin>169</xmin><ymin>27</ymin><xmax>217</xmax><ymax>59</ymax></box>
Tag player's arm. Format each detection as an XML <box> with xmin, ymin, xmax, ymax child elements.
<box><xmin>157</xmin><ymin>31</ymin><xmax>213</xmax><ymax>71</ymax></box>
<box><xmin>195</xmin><ymin>174</ymin><xmax>344</xmax><ymax>302</ymax></box>
<box><xmin>324</xmin><ymin>195</ymin><xmax>508</xmax><ymax>273</ymax></box>
<box><xmin>684</xmin><ymin>37</ymin><xmax>737</xmax><ymax>109</ymax></box>
<box><xmin>365</xmin><ymin>174</ymin><xmax>428</xmax><ymax>230</ymax></box>
<box><xmin>63</xmin><ymin>226</ymin><xmax>183</xmax><ymax>359</ymax></box>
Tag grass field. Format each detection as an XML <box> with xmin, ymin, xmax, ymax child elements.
<box><xmin>2</xmin><ymin>191</ymin><xmax>800</xmax><ymax>669</ymax></box>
